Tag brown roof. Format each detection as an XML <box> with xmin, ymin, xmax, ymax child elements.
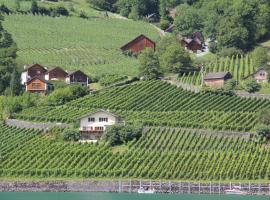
<box><xmin>120</xmin><ymin>34</ymin><xmax>155</xmax><ymax>51</ymax></box>
<box><xmin>26</xmin><ymin>76</ymin><xmax>50</xmax><ymax>85</ymax></box>
<box><xmin>67</xmin><ymin>70</ymin><xmax>88</xmax><ymax>77</ymax></box>
<box><xmin>204</xmin><ymin>72</ymin><xmax>231</xmax><ymax>80</ymax></box>
<box><xmin>46</xmin><ymin>66</ymin><xmax>68</xmax><ymax>75</ymax></box>
<box><xmin>24</xmin><ymin>63</ymin><xmax>47</xmax><ymax>72</ymax></box>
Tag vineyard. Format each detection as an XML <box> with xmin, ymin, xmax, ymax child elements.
<box><xmin>3</xmin><ymin>14</ymin><xmax>159</xmax><ymax>77</ymax></box>
<box><xmin>179</xmin><ymin>55</ymin><xmax>255</xmax><ymax>85</ymax></box>
<box><xmin>16</xmin><ymin>81</ymin><xmax>269</xmax><ymax>131</ymax></box>
<box><xmin>0</xmin><ymin>124</ymin><xmax>269</xmax><ymax>180</ymax></box>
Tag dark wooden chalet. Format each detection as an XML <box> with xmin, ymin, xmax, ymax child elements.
<box><xmin>26</xmin><ymin>77</ymin><xmax>52</xmax><ymax>94</ymax></box>
<box><xmin>66</xmin><ymin>70</ymin><xmax>90</xmax><ymax>86</ymax></box>
<box><xmin>45</xmin><ymin>67</ymin><xmax>68</xmax><ymax>81</ymax></box>
<box><xmin>120</xmin><ymin>34</ymin><xmax>156</xmax><ymax>54</ymax></box>
<box><xmin>21</xmin><ymin>64</ymin><xmax>47</xmax><ymax>85</ymax></box>
<box><xmin>181</xmin><ymin>37</ymin><xmax>202</xmax><ymax>53</ymax></box>
<box><xmin>204</xmin><ymin>72</ymin><xmax>232</xmax><ymax>88</ymax></box>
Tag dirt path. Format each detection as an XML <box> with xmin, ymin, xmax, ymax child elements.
<box><xmin>5</xmin><ymin>119</ymin><xmax>70</xmax><ymax>131</ymax></box>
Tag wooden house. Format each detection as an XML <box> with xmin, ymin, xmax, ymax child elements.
<box><xmin>120</xmin><ymin>34</ymin><xmax>155</xmax><ymax>54</ymax></box>
<box><xmin>66</xmin><ymin>70</ymin><xmax>90</xmax><ymax>86</ymax></box>
<box><xmin>181</xmin><ymin>37</ymin><xmax>202</xmax><ymax>53</ymax></box>
<box><xmin>204</xmin><ymin>72</ymin><xmax>232</xmax><ymax>88</ymax></box>
<box><xmin>79</xmin><ymin>109</ymin><xmax>125</xmax><ymax>140</ymax></box>
<box><xmin>26</xmin><ymin>77</ymin><xmax>52</xmax><ymax>94</ymax></box>
<box><xmin>45</xmin><ymin>67</ymin><xmax>68</xmax><ymax>81</ymax></box>
<box><xmin>21</xmin><ymin>64</ymin><xmax>47</xmax><ymax>85</ymax></box>
<box><xmin>244</xmin><ymin>68</ymin><xmax>268</xmax><ymax>83</ymax></box>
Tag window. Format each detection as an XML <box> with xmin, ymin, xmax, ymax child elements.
<box><xmin>99</xmin><ymin>117</ymin><xmax>108</xmax><ymax>122</ymax></box>
<box><xmin>32</xmin><ymin>83</ymin><xmax>41</xmax><ymax>89</ymax></box>
<box><xmin>88</xmin><ymin>117</ymin><xmax>95</xmax><ymax>122</ymax></box>
<box><xmin>95</xmin><ymin>127</ymin><xmax>104</xmax><ymax>131</ymax></box>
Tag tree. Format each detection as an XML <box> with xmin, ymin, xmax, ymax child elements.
<box><xmin>160</xmin><ymin>44</ymin><xmax>192</xmax><ymax>73</ymax></box>
<box><xmin>174</xmin><ymin>4</ymin><xmax>203</xmax><ymax>36</ymax></box>
<box><xmin>242</xmin><ymin>79</ymin><xmax>261</xmax><ymax>93</ymax></box>
<box><xmin>255</xmin><ymin>124</ymin><xmax>270</xmax><ymax>144</ymax></box>
<box><xmin>62</xmin><ymin>129</ymin><xmax>80</xmax><ymax>142</ymax></box>
<box><xmin>251</xmin><ymin>47</ymin><xmax>269</xmax><ymax>69</ymax></box>
<box><xmin>31</xmin><ymin>0</ymin><xmax>39</xmax><ymax>14</ymax></box>
<box><xmin>138</xmin><ymin>48</ymin><xmax>162</xmax><ymax>80</ymax></box>
<box><xmin>257</xmin><ymin>109</ymin><xmax>270</xmax><ymax>126</ymax></box>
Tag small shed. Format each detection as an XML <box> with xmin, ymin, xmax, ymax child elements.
<box><xmin>45</xmin><ymin>67</ymin><xmax>68</xmax><ymax>81</ymax></box>
<box><xmin>120</xmin><ymin>34</ymin><xmax>155</xmax><ymax>54</ymax></box>
<box><xmin>181</xmin><ymin>37</ymin><xmax>202</xmax><ymax>53</ymax></box>
<box><xmin>204</xmin><ymin>72</ymin><xmax>232</xmax><ymax>88</ymax></box>
<box><xmin>66</xmin><ymin>70</ymin><xmax>90</xmax><ymax>86</ymax></box>
<box><xmin>26</xmin><ymin>77</ymin><xmax>51</xmax><ymax>94</ymax></box>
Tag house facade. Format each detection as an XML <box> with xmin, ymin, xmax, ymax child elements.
<box><xmin>79</xmin><ymin>110</ymin><xmax>124</xmax><ymax>140</ymax></box>
<box><xmin>21</xmin><ymin>64</ymin><xmax>47</xmax><ymax>85</ymax></box>
<box><xmin>120</xmin><ymin>34</ymin><xmax>155</xmax><ymax>54</ymax></box>
<box><xmin>26</xmin><ymin>77</ymin><xmax>51</xmax><ymax>93</ymax></box>
<box><xmin>253</xmin><ymin>69</ymin><xmax>268</xmax><ymax>83</ymax></box>
<box><xmin>66</xmin><ymin>70</ymin><xmax>90</xmax><ymax>86</ymax></box>
<box><xmin>181</xmin><ymin>37</ymin><xmax>202</xmax><ymax>53</ymax></box>
<box><xmin>204</xmin><ymin>72</ymin><xmax>232</xmax><ymax>88</ymax></box>
<box><xmin>45</xmin><ymin>67</ymin><xmax>68</xmax><ymax>81</ymax></box>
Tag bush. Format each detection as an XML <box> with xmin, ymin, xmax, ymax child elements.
<box><xmin>242</xmin><ymin>79</ymin><xmax>261</xmax><ymax>93</ymax></box>
<box><xmin>160</xmin><ymin>19</ymin><xmax>170</xmax><ymax>30</ymax></box>
<box><xmin>104</xmin><ymin>125</ymin><xmax>142</xmax><ymax>146</ymax></box>
<box><xmin>218</xmin><ymin>47</ymin><xmax>243</xmax><ymax>57</ymax></box>
<box><xmin>62</xmin><ymin>129</ymin><xmax>80</xmax><ymax>141</ymax></box>
<box><xmin>255</xmin><ymin>124</ymin><xmax>270</xmax><ymax>144</ymax></box>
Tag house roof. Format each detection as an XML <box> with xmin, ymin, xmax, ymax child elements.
<box><xmin>204</xmin><ymin>72</ymin><xmax>231</xmax><ymax>80</ymax></box>
<box><xmin>46</xmin><ymin>66</ymin><xmax>68</xmax><ymax>75</ymax></box>
<box><xmin>26</xmin><ymin>76</ymin><xmax>50</xmax><ymax>85</ymax></box>
<box><xmin>67</xmin><ymin>70</ymin><xmax>88</xmax><ymax>77</ymax></box>
<box><xmin>165</xmin><ymin>24</ymin><xmax>175</xmax><ymax>32</ymax></box>
<box><xmin>120</xmin><ymin>34</ymin><xmax>155</xmax><ymax>51</ymax></box>
<box><xmin>78</xmin><ymin>109</ymin><xmax>122</xmax><ymax>120</ymax></box>
<box><xmin>243</xmin><ymin>68</ymin><xmax>268</xmax><ymax>79</ymax></box>
<box><xmin>24</xmin><ymin>63</ymin><xmax>47</xmax><ymax>72</ymax></box>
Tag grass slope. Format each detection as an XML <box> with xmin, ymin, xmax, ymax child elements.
<box><xmin>1</xmin><ymin>125</ymin><xmax>269</xmax><ymax>181</ymax></box>
<box><xmin>3</xmin><ymin>14</ymin><xmax>159</xmax><ymax>77</ymax></box>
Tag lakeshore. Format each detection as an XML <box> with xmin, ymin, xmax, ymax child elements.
<box><xmin>0</xmin><ymin>180</ymin><xmax>270</xmax><ymax>195</ymax></box>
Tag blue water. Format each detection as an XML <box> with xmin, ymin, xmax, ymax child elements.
<box><xmin>0</xmin><ymin>193</ymin><xmax>269</xmax><ymax>200</ymax></box>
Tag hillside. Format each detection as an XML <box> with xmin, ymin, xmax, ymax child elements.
<box><xmin>1</xmin><ymin>124</ymin><xmax>269</xmax><ymax>181</ymax></box>
<box><xmin>2</xmin><ymin>12</ymin><xmax>159</xmax><ymax>77</ymax></box>
<box><xmin>16</xmin><ymin>81</ymin><xmax>268</xmax><ymax>132</ymax></box>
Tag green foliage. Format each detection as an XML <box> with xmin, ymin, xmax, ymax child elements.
<box><xmin>99</xmin><ymin>75</ymin><xmax>128</xmax><ymax>86</ymax></box>
<box><xmin>1</xmin><ymin>125</ymin><xmax>270</xmax><ymax>180</ymax></box>
<box><xmin>30</xmin><ymin>0</ymin><xmax>38</xmax><ymax>14</ymax></box>
<box><xmin>242</xmin><ymin>79</ymin><xmax>261</xmax><ymax>93</ymax></box>
<box><xmin>224</xmin><ymin>79</ymin><xmax>237</xmax><ymax>91</ymax></box>
<box><xmin>45</xmin><ymin>85</ymin><xmax>88</xmax><ymax>106</ymax></box>
<box><xmin>3</xmin><ymin>14</ymin><xmax>158</xmax><ymax>77</ymax></box>
<box><xmin>257</xmin><ymin>109</ymin><xmax>270</xmax><ymax>126</ymax></box>
<box><xmin>62</xmin><ymin>129</ymin><xmax>80</xmax><ymax>141</ymax></box>
<box><xmin>251</xmin><ymin>47</ymin><xmax>269</xmax><ymax>69</ymax></box>
<box><xmin>174</xmin><ymin>4</ymin><xmax>202</xmax><ymax>36</ymax></box>
<box><xmin>255</xmin><ymin>124</ymin><xmax>270</xmax><ymax>144</ymax></box>
<box><xmin>138</xmin><ymin>48</ymin><xmax>162</xmax><ymax>80</ymax></box>
<box><xmin>159</xmin><ymin>19</ymin><xmax>170</xmax><ymax>30</ymax></box>
<box><xmin>104</xmin><ymin>125</ymin><xmax>142</xmax><ymax>146</ymax></box>
<box><xmin>160</xmin><ymin>44</ymin><xmax>192</xmax><ymax>73</ymax></box>
<box><xmin>16</xmin><ymin>81</ymin><xmax>269</xmax><ymax>132</ymax></box>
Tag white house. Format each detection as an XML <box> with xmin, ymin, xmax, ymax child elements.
<box><xmin>79</xmin><ymin>109</ymin><xmax>124</xmax><ymax>140</ymax></box>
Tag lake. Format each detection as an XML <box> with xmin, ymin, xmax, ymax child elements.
<box><xmin>0</xmin><ymin>193</ymin><xmax>269</xmax><ymax>200</ymax></box>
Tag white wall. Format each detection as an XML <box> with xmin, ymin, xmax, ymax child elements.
<box><xmin>21</xmin><ymin>72</ymin><xmax>28</xmax><ymax>85</ymax></box>
<box><xmin>80</xmin><ymin>111</ymin><xmax>120</xmax><ymax>130</ymax></box>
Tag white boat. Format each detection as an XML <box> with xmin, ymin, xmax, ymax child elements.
<box><xmin>138</xmin><ymin>187</ymin><xmax>156</xmax><ymax>194</ymax></box>
<box><xmin>225</xmin><ymin>186</ymin><xmax>248</xmax><ymax>195</ymax></box>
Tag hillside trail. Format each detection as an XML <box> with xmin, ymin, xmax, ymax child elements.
<box><xmin>5</xmin><ymin>119</ymin><xmax>70</xmax><ymax>132</ymax></box>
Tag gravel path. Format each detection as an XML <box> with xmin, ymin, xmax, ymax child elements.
<box><xmin>5</xmin><ymin>119</ymin><xmax>70</xmax><ymax>131</ymax></box>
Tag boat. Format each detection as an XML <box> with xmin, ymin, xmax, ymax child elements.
<box><xmin>224</xmin><ymin>186</ymin><xmax>248</xmax><ymax>195</ymax></box>
<box><xmin>138</xmin><ymin>187</ymin><xmax>156</xmax><ymax>194</ymax></box>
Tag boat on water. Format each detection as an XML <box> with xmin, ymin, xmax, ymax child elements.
<box><xmin>138</xmin><ymin>187</ymin><xmax>156</xmax><ymax>194</ymax></box>
<box><xmin>224</xmin><ymin>186</ymin><xmax>248</xmax><ymax>195</ymax></box>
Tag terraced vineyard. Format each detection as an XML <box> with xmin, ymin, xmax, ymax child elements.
<box><xmin>16</xmin><ymin>81</ymin><xmax>269</xmax><ymax>131</ymax></box>
<box><xmin>179</xmin><ymin>55</ymin><xmax>255</xmax><ymax>85</ymax></box>
<box><xmin>0</xmin><ymin>124</ymin><xmax>269</xmax><ymax>180</ymax></box>
<box><xmin>3</xmin><ymin>14</ymin><xmax>159</xmax><ymax>77</ymax></box>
